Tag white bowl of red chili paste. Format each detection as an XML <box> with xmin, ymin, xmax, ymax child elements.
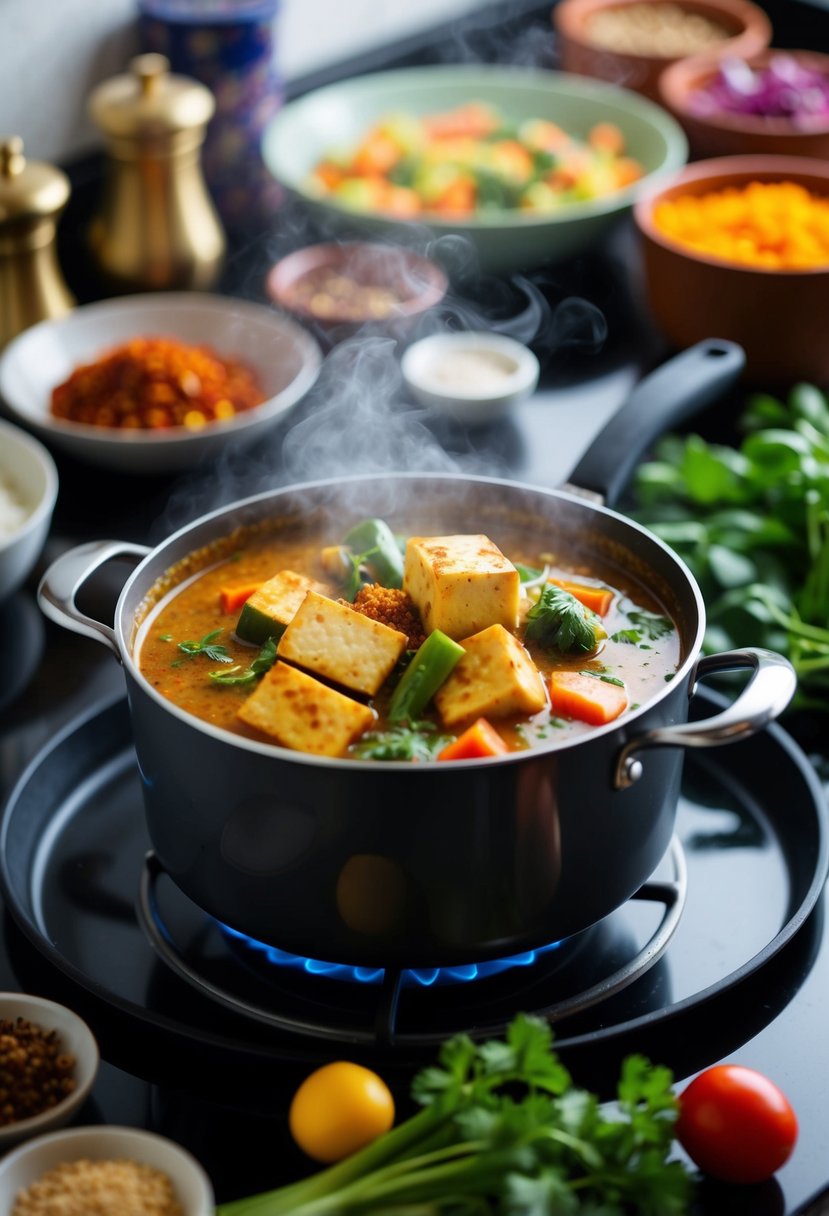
<box><xmin>0</xmin><ymin>293</ymin><xmax>322</xmax><ymax>474</ymax></box>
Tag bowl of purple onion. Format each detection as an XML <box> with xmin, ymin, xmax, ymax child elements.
<box><xmin>659</xmin><ymin>48</ymin><xmax>829</xmax><ymax>160</ymax></box>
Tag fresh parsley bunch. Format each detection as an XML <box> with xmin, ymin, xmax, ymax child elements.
<box><xmin>217</xmin><ymin>1014</ymin><xmax>691</xmax><ymax>1215</ymax></box>
<box><xmin>630</xmin><ymin>382</ymin><xmax>829</xmax><ymax>710</ymax></box>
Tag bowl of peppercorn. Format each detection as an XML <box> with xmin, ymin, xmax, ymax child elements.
<box><xmin>0</xmin><ymin>993</ymin><xmax>99</xmax><ymax>1147</ymax></box>
<box><xmin>0</xmin><ymin>293</ymin><xmax>323</xmax><ymax>475</ymax></box>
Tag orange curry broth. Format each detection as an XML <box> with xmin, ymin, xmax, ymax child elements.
<box><xmin>135</xmin><ymin>525</ymin><xmax>681</xmax><ymax>757</ymax></box>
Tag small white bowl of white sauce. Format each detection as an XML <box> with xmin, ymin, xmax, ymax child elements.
<box><xmin>401</xmin><ymin>331</ymin><xmax>540</xmax><ymax>425</ymax></box>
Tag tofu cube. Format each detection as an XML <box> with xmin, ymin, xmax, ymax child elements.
<box><xmin>277</xmin><ymin>590</ymin><xmax>407</xmax><ymax>696</ymax></box>
<box><xmin>235</xmin><ymin>569</ymin><xmax>328</xmax><ymax>645</ymax></box>
<box><xmin>237</xmin><ymin>661</ymin><xmax>375</xmax><ymax>757</ymax></box>
<box><xmin>404</xmin><ymin>534</ymin><xmax>520</xmax><ymax>640</ymax></box>
<box><xmin>434</xmin><ymin>624</ymin><xmax>547</xmax><ymax>727</ymax></box>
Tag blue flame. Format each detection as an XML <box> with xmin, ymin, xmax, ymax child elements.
<box><xmin>220</xmin><ymin>922</ymin><xmax>562</xmax><ymax>987</ymax></box>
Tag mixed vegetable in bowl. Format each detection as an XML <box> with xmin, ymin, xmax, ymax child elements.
<box><xmin>137</xmin><ymin>515</ymin><xmax>679</xmax><ymax>761</ymax></box>
<box><xmin>307</xmin><ymin>100</ymin><xmax>645</xmax><ymax>219</ymax></box>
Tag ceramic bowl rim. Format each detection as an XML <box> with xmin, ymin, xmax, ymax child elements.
<box><xmin>0</xmin><ymin>420</ymin><xmax>59</xmax><ymax>558</ymax></box>
<box><xmin>634</xmin><ymin>153</ymin><xmax>829</xmax><ymax>275</ymax></box>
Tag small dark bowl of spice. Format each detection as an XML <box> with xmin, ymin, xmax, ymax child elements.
<box><xmin>266</xmin><ymin>241</ymin><xmax>449</xmax><ymax>344</ymax></box>
<box><xmin>0</xmin><ymin>994</ymin><xmax>98</xmax><ymax>1147</ymax></box>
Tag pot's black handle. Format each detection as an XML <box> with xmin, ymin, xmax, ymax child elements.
<box><xmin>564</xmin><ymin>339</ymin><xmax>746</xmax><ymax>507</ymax></box>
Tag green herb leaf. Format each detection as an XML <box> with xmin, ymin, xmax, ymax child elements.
<box><xmin>177</xmin><ymin>629</ymin><xmax>233</xmax><ymax>663</ymax></box>
<box><xmin>630</xmin><ymin>382</ymin><xmax>829</xmax><ymax>709</ymax></box>
<box><xmin>624</xmin><ymin>609</ymin><xmax>673</xmax><ymax>642</ymax></box>
<box><xmin>210</xmin><ymin>638</ymin><xmax>278</xmax><ymax>686</ymax></box>
<box><xmin>525</xmin><ymin>585</ymin><xmax>605</xmax><ymax>656</ymax></box>
<box><xmin>352</xmin><ymin>721</ymin><xmax>452</xmax><ymax>762</ymax></box>
<box><xmin>579</xmin><ymin>670</ymin><xmax>626</xmax><ymax>687</ymax></box>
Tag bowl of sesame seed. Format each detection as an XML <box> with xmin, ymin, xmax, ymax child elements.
<box><xmin>0</xmin><ymin>1124</ymin><xmax>214</xmax><ymax>1216</ymax></box>
<box><xmin>0</xmin><ymin>993</ymin><xmax>99</xmax><ymax>1148</ymax></box>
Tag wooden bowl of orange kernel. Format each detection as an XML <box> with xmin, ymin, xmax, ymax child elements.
<box><xmin>633</xmin><ymin>155</ymin><xmax>829</xmax><ymax>383</ymax></box>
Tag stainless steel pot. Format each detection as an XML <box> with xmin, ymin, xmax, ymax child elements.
<box><xmin>38</xmin><ymin>341</ymin><xmax>796</xmax><ymax>967</ymax></box>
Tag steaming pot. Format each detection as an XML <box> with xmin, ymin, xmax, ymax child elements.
<box><xmin>38</xmin><ymin>342</ymin><xmax>796</xmax><ymax>968</ymax></box>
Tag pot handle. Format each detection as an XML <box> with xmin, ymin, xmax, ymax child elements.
<box><xmin>614</xmin><ymin>647</ymin><xmax>796</xmax><ymax>790</ymax></box>
<box><xmin>565</xmin><ymin>339</ymin><xmax>746</xmax><ymax>507</ymax></box>
<box><xmin>37</xmin><ymin>540</ymin><xmax>150</xmax><ymax>659</ymax></box>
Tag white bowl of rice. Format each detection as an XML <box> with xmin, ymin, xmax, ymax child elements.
<box><xmin>0</xmin><ymin>1124</ymin><xmax>215</xmax><ymax>1216</ymax></box>
<box><xmin>0</xmin><ymin>418</ymin><xmax>58</xmax><ymax>601</ymax></box>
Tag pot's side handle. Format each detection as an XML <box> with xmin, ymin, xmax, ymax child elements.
<box><xmin>38</xmin><ymin>540</ymin><xmax>150</xmax><ymax>660</ymax></box>
<box><xmin>614</xmin><ymin>647</ymin><xmax>796</xmax><ymax>790</ymax></box>
<box><xmin>564</xmin><ymin>339</ymin><xmax>746</xmax><ymax>507</ymax></box>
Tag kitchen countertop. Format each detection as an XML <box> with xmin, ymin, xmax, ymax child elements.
<box><xmin>2</xmin><ymin>2</ymin><xmax>829</xmax><ymax>1213</ymax></box>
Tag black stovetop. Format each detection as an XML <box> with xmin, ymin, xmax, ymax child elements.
<box><xmin>3</xmin><ymin>2</ymin><xmax>829</xmax><ymax>1213</ymax></box>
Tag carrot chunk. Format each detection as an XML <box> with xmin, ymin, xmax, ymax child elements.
<box><xmin>438</xmin><ymin>717</ymin><xmax>509</xmax><ymax>761</ymax></box>
<box><xmin>548</xmin><ymin>579</ymin><xmax>614</xmax><ymax>617</ymax></box>
<box><xmin>588</xmin><ymin>121</ymin><xmax>625</xmax><ymax>156</ymax></box>
<box><xmin>220</xmin><ymin>583</ymin><xmax>263</xmax><ymax>615</ymax></box>
<box><xmin>549</xmin><ymin>671</ymin><xmax>628</xmax><ymax>726</ymax></box>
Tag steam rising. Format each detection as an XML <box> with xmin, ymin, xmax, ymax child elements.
<box><xmin>151</xmin><ymin>0</ymin><xmax>612</xmax><ymax>541</ymax></box>
<box><xmin>151</xmin><ymin>261</ymin><xmax>607</xmax><ymax>545</ymax></box>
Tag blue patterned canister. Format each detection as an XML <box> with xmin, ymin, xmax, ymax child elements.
<box><xmin>138</xmin><ymin>0</ymin><xmax>284</xmax><ymax>229</ymax></box>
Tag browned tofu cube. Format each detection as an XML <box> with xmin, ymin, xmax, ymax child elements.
<box><xmin>434</xmin><ymin>623</ymin><xmax>547</xmax><ymax>727</ymax></box>
<box><xmin>277</xmin><ymin>590</ymin><xmax>407</xmax><ymax>696</ymax></box>
<box><xmin>403</xmin><ymin>534</ymin><xmax>520</xmax><ymax>640</ymax></box>
<box><xmin>237</xmin><ymin>661</ymin><xmax>375</xmax><ymax>757</ymax></box>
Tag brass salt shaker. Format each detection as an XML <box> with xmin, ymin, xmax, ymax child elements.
<box><xmin>87</xmin><ymin>52</ymin><xmax>225</xmax><ymax>292</ymax></box>
<box><xmin>0</xmin><ymin>136</ymin><xmax>75</xmax><ymax>351</ymax></box>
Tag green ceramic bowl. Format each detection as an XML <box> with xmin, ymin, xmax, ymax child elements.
<box><xmin>262</xmin><ymin>64</ymin><xmax>688</xmax><ymax>273</ymax></box>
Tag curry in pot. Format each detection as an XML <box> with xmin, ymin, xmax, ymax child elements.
<box><xmin>136</xmin><ymin>517</ymin><xmax>680</xmax><ymax>761</ymax></box>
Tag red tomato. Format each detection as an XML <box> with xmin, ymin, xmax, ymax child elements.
<box><xmin>676</xmin><ymin>1064</ymin><xmax>798</xmax><ymax>1184</ymax></box>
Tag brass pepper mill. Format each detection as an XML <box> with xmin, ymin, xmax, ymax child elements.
<box><xmin>87</xmin><ymin>52</ymin><xmax>225</xmax><ymax>293</ymax></box>
<box><xmin>0</xmin><ymin>136</ymin><xmax>75</xmax><ymax>351</ymax></box>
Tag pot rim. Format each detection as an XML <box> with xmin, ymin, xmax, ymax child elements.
<box><xmin>118</xmin><ymin>470</ymin><xmax>707</xmax><ymax>770</ymax></box>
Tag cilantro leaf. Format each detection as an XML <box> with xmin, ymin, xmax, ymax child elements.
<box><xmin>210</xmin><ymin>637</ymin><xmax>278</xmax><ymax>686</ymax></box>
<box><xmin>351</xmin><ymin>720</ymin><xmax>452</xmax><ymax>762</ymax></box>
<box><xmin>525</xmin><ymin>585</ymin><xmax>606</xmax><ymax>656</ymax></box>
<box><xmin>177</xmin><ymin>629</ymin><xmax>233</xmax><ymax>663</ymax></box>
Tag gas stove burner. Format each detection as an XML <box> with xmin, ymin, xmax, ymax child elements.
<box><xmin>217</xmin><ymin>920</ymin><xmax>565</xmax><ymax>988</ymax></box>
<box><xmin>2</xmin><ymin>692</ymin><xmax>826</xmax><ymax>1074</ymax></box>
<box><xmin>135</xmin><ymin>841</ymin><xmax>688</xmax><ymax>1046</ymax></box>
